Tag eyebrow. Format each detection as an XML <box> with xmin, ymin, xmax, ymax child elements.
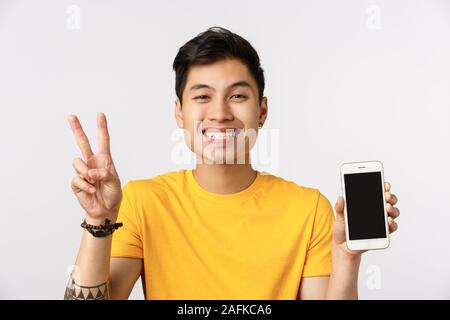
<box><xmin>189</xmin><ymin>81</ymin><xmax>252</xmax><ymax>92</ymax></box>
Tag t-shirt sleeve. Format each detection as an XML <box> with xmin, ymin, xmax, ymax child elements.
<box><xmin>111</xmin><ymin>181</ymin><xmax>144</xmax><ymax>259</ymax></box>
<box><xmin>302</xmin><ymin>192</ymin><xmax>335</xmax><ymax>277</ymax></box>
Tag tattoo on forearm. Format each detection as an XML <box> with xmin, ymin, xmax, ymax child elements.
<box><xmin>64</xmin><ymin>274</ymin><xmax>109</xmax><ymax>300</ymax></box>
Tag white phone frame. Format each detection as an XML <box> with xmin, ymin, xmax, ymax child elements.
<box><xmin>340</xmin><ymin>160</ymin><xmax>390</xmax><ymax>251</ymax></box>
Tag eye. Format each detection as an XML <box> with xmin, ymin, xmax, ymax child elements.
<box><xmin>230</xmin><ymin>94</ymin><xmax>247</xmax><ymax>100</ymax></box>
<box><xmin>194</xmin><ymin>95</ymin><xmax>210</xmax><ymax>100</ymax></box>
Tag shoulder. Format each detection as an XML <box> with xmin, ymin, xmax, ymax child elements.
<box><xmin>122</xmin><ymin>170</ymin><xmax>187</xmax><ymax>198</ymax></box>
<box><xmin>259</xmin><ymin>172</ymin><xmax>324</xmax><ymax>200</ymax></box>
<box><xmin>259</xmin><ymin>172</ymin><xmax>333</xmax><ymax>213</ymax></box>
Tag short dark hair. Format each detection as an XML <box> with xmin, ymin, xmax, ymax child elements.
<box><xmin>173</xmin><ymin>26</ymin><xmax>265</xmax><ymax>105</ymax></box>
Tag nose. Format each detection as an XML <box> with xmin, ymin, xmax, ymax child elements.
<box><xmin>206</xmin><ymin>99</ymin><xmax>234</xmax><ymax>122</ymax></box>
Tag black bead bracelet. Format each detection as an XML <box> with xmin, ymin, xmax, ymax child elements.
<box><xmin>81</xmin><ymin>218</ymin><xmax>123</xmax><ymax>238</ymax></box>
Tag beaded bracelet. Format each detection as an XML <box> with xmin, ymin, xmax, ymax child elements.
<box><xmin>81</xmin><ymin>218</ymin><xmax>123</xmax><ymax>237</ymax></box>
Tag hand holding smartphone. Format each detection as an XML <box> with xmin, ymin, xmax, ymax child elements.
<box><xmin>340</xmin><ymin>161</ymin><xmax>390</xmax><ymax>251</ymax></box>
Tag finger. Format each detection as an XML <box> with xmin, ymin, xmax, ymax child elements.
<box><xmin>384</xmin><ymin>181</ymin><xmax>391</xmax><ymax>192</ymax></box>
<box><xmin>97</xmin><ymin>113</ymin><xmax>111</xmax><ymax>155</ymax></box>
<box><xmin>334</xmin><ymin>196</ymin><xmax>345</xmax><ymax>221</ymax></box>
<box><xmin>72</xmin><ymin>157</ymin><xmax>96</xmax><ymax>184</ymax></box>
<box><xmin>88</xmin><ymin>168</ymin><xmax>111</xmax><ymax>182</ymax></box>
<box><xmin>71</xmin><ymin>174</ymin><xmax>96</xmax><ymax>194</ymax></box>
<box><xmin>388</xmin><ymin>216</ymin><xmax>398</xmax><ymax>233</ymax></box>
<box><xmin>386</xmin><ymin>203</ymin><xmax>400</xmax><ymax>219</ymax></box>
<box><xmin>385</xmin><ymin>192</ymin><xmax>398</xmax><ymax>205</ymax></box>
<box><xmin>68</xmin><ymin>115</ymin><xmax>94</xmax><ymax>160</ymax></box>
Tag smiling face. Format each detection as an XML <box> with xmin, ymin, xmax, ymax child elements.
<box><xmin>175</xmin><ymin>58</ymin><xmax>268</xmax><ymax>164</ymax></box>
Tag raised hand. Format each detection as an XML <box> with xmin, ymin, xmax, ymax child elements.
<box><xmin>68</xmin><ymin>113</ymin><xmax>122</xmax><ymax>225</ymax></box>
<box><xmin>333</xmin><ymin>181</ymin><xmax>400</xmax><ymax>257</ymax></box>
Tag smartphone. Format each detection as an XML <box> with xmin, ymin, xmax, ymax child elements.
<box><xmin>340</xmin><ymin>160</ymin><xmax>390</xmax><ymax>251</ymax></box>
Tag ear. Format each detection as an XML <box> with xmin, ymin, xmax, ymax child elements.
<box><xmin>174</xmin><ymin>98</ymin><xmax>184</xmax><ymax>128</ymax></box>
<box><xmin>259</xmin><ymin>96</ymin><xmax>268</xmax><ymax>126</ymax></box>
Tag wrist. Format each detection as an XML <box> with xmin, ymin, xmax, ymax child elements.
<box><xmin>81</xmin><ymin>216</ymin><xmax>123</xmax><ymax>238</ymax></box>
<box><xmin>84</xmin><ymin>215</ymin><xmax>117</xmax><ymax>226</ymax></box>
<box><xmin>332</xmin><ymin>243</ymin><xmax>362</xmax><ymax>266</ymax></box>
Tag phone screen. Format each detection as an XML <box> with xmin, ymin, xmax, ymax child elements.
<box><xmin>344</xmin><ymin>171</ymin><xmax>387</xmax><ymax>240</ymax></box>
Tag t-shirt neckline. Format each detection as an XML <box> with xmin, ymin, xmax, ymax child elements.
<box><xmin>186</xmin><ymin>169</ymin><xmax>263</xmax><ymax>203</ymax></box>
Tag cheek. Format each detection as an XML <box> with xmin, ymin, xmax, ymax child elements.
<box><xmin>180</xmin><ymin>107</ymin><xmax>205</xmax><ymax>150</ymax></box>
<box><xmin>182</xmin><ymin>106</ymin><xmax>204</xmax><ymax>129</ymax></box>
<box><xmin>232</xmin><ymin>106</ymin><xmax>260</xmax><ymax>128</ymax></box>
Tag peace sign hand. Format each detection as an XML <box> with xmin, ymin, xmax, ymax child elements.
<box><xmin>68</xmin><ymin>113</ymin><xmax>122</xmax><ymax>225</ymax></box>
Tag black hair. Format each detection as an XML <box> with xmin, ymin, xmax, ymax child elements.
<box><xmin>173</xmin><ymin>26</ymin><xmax>265</xmax><ymax>105</ymax></box>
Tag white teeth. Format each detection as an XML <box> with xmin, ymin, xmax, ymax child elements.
<box><xmin>203</xmin><ymin>130</ymin><xmax>238</xmax><ymax>139</ymax></box>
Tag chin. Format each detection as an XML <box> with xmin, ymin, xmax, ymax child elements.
<box><xmin>195</xmin><ymin>149</ymin><xmax>249</xmax><ymax>165</ymax></box>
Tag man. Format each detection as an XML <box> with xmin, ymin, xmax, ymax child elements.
<box><xmin>65</xmin><ymin>27</ymin><xmax>400</xmax><ymax>300</ymax></box>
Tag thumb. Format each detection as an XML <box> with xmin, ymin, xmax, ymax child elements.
<box><xmin>334</xmin><ymin>196</ymin><xmax>345</xmax><ymax>222</ymax></box>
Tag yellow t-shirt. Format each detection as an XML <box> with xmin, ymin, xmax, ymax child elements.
<box><xmin>111</xmin><ymin>169</ymin><xmax>334</xmax><ymax>299</ymax></box>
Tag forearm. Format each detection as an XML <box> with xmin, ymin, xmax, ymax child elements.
<box><xmin>75</xmin><ymin>230</ymin><xmax>112</xmax><ymax>283</ymax></box>
<box><xmin>326</xmin><ymin>243</ymin><xmax>361</xmax><ymax>299</ymax></box>
<box><xmin>64</xmin><ymin>218</ymin><xmax>114</xmax><ymax>300</ymax></box>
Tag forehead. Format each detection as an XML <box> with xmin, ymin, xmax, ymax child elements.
<box><xmin>185</xmin><ymin>58</ymin><xmax>255</xmax><ymax>89</ymax></box>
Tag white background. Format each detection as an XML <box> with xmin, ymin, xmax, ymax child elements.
<box><xmin>0</xmin><ymin>0</ymin><xmax>449</xmax><ymax>299</ymax></box>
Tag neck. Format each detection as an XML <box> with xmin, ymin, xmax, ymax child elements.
<box><xmin>193</xmin><ymin>163</ymin><xmax>257</xmax><ymax>195</ymax></box>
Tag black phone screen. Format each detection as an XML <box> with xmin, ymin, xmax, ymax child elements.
<box><xmin>344</xmin><ymin>171</ymin><xmax>387</xmax><ymax>240</ymax></box>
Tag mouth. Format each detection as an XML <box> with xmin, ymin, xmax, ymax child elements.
<box><xmin>201</xmin><ymin>128</ymin><xmax>243</xmax><ymax>144</ymax></box>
